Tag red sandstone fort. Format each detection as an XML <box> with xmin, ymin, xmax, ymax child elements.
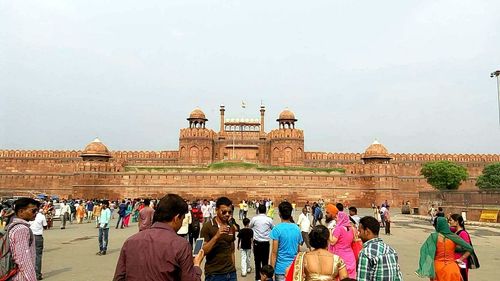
<box><xmin>1</xmin><ymin>106</ymin><xmax>499</xmax><ymax>208</ymax></box>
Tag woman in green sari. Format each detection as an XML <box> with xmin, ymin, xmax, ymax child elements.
<box><xmin>416</xmin><ymin>217</ymin><xmax>476</xmax><ymax>280</ymax></box>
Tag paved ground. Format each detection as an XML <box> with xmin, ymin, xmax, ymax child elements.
<box><xmin>40</xmin><ymin>209</ymin><xmax>499</xmax><ymax>281</ymax></box>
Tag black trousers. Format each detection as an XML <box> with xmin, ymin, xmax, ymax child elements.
<box><xmin>253</xmin><ymin>240</ymin><xmax>270</xmax><ymax>281</ymax></box>
<box><xmin>189</xmin><ymin>229</ymin><xmax>200</xmax><ymax>248</ymax></box>
<box><xmin>34</xmin><ymin>235</ymin><xmax>43</xmax><ymax>278</ymax></box>
<box><xmin>385</xmin><ymin>221</ymin><xmax>391</xmax><ymax>234</ymax></box>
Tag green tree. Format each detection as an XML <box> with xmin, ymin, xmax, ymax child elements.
<box><xmin>476</xmin><ymin>162</ymin><xmax>500</xmax><ymax>189</ymax></box>
<box><xmin>420</xmin><ymin>161</ymin><xmax>468</xmax><ymax>190</ymax></box>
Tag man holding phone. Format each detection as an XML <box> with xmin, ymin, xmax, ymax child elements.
<box><xmin>114</xmin><ymin>194</ymin><xmax>205</xmax><ymax>281</ymax></box>
<box><xmin>201</xmin><ymin>196</ymin><xmax>237</xmax><ymax>281</ymax></box>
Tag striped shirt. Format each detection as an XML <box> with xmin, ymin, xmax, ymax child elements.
<box><xmin>9</xmin><ymin>218</ymin><xmax>37</xmax><ymax>281</ymax></box>
<box><xmin>357</xmin><ymin>237</ymin><xmax>403</xmax><ymax>281</ymax></box>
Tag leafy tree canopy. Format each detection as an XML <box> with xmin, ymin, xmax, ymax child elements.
<box><xmin>476</xmin><ymin>162</ymin><xmax>500</xmax><ymax>189</ymax></box>
<box><xmin>420</xmin><ymin>161</ymin><xmax>468</xmax><ymax>190</ymax></box>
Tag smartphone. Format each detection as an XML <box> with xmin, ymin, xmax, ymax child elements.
<box><xmin>193</xmin><ymin>238</ymin><xmax>204</xmax><ymax>256</ymax></box>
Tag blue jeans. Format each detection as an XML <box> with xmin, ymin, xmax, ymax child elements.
<box><xmin>275</xmin><ymin>274</ymin><xmax>285</xmax><ymax>281</ymax></box>
<box><xmin>98</xmin><ymin>227</ymin><xmax>109</xmax><ymax>252</ymax></box>
<box><xmin>205</xmin><ymin>271</ymin><xmax>237</xmax><ymax>281</ymax></box>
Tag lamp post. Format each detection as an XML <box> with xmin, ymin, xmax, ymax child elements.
<box><xmin>491</xmin><ymin>70</ymin><xmax>500</xmax><ymax>125</ymax></box>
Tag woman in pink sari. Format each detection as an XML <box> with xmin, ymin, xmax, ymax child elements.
<box><xmin>328</xmin><ymin>211</ymin><xmax>356</xmax><ymax>279</ymax></box>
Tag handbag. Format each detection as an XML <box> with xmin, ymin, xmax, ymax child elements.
<box><xmin>460</xmin><ymin>230</ymin><xmax>480</xmax><ymax>270</ymax></box>
<box><xmin>468</xmin><ymin>253</ymin><xmax>480</xmax><ymax>269</ymax></box>
<box><xmin>352</xmin><ymin>239</ymin><xmax>363</xmax><ymax>263</ymax></box>
<box><xmin>351</xmin><ymin>226</ymin><xmax>363</xmax><ymax>263</ymax></box>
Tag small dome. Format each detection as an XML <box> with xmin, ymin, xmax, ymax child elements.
<box><xmin>278</xmin><ymin>109</ymin><xmax>296</xmax><ymax>120</ymax></box>
<box><xmin>362</xmin><ymin>140</ymin><xmax>390</xmax><ymax>159</ymax></box>
<box><xmin>189</xmin><ymin>108</ymin><xmax>207</xmax><ymax>120</ymax></box>
<box><xmin>81</xmin><ymin>138</ymin><xmax>111</xmax><ymax>158</ymax></box>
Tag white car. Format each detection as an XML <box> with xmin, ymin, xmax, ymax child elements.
<box><xmin>53</xmin><ymin>203</ymin><xmax>61</xmax><ymax>220</ymax></box>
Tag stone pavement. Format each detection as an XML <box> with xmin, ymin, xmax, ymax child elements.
<box><xmin>40</xmin><ymin>209</ymin><xmax>498</xmax><ymax>281</ymax></box>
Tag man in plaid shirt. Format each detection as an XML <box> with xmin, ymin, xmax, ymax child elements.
<box><xmin>9</xmin><ymin>198</ymin><xmax>40</xmax><ymax>281</ymax></box>
<box><xmin>357</xmin><ymin>216</ymin><xmax>403</xmax><ymax>281</ymax></box>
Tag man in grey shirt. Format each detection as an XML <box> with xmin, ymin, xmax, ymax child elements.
<box><xmin>249</xmin><ymin>204</ymin><xmax>273</xmax><ymax>281</ymax></box>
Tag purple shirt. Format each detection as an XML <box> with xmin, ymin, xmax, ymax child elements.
<box><xmin>138</xmin><ymin>207</ymin><xmax>155</xmax><ymax>231</ymax></box>
<box><xmin>114</xmin><ymin>222</ymin><xmax>202</xmax><ymax>281</ymax></box>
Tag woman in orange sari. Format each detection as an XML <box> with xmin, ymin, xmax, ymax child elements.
<box><xmin>76</xmin><ymin>203</ymin><xmax>86</xmax><ymax>224</ymax></box>
<box><xmin>416</xmin><ymin>217</ymin><xmax>475</xmax><ymax>281</ymax></box>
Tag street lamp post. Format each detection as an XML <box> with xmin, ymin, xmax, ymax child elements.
<box><xmin>491</xmin><ymin>70</ymin><xmax>500</xmax><ymax>125</ymax></box>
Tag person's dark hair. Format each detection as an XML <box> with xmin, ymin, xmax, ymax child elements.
<box><xmin>14</xmin><ymin>198</ymin><xmax>40</xmax><ymax>214</ymax></box>
<box><xmin>243</xmin><ymin>218</ymin><xmax>250</xmax><ymax>226</ymax></box>
<box><xmin>258</xmin><ymin>204</ymin><xmax>266</xmax><ymax>214</ymax></box>
<box><xmin>153</xmin><ymin>194</ymin><xmax>188</xmax><ymax>223</ymax></box>
<box><xmin>436</xmin><ymin>212</ymin><xmax>445</xmax><ymax>217</ymax></box>
<box><xmin>216</xmin><ymin>197</ymin><xmax>232</xmax><ymax>208</ymax></box>
<box><xmin>348</xmin><ymin>206</ymin><xmax>357</xmax><ymax>214</ymax></box>
<box><xmin>101</xmin><ymin>200</ymin><xmax>109</xmax><ymax>206</ymax></box>
<box><xmin>438</xmin><ymin>207</ymin><xmax>443</xmax><ymax>212</ymax></box>
<box><xmin>278</xmin><ymin>201</ymin><xmax>293</xmax><ymax>220</ymax></box>
<box><xmin>309</xmin><ymin>225</ymin><xmax>329</xmax><ymax>249</ymax></box>
<box><xmin>260</xmin><ymin>264</ymin><xmax>274</xmax><ymax>278</ymax></box>
<box><xmin>359</xmin><ymin>216</ymin><xmax>380</xmax><ymax>235</ymax></box>
<box><xmin>450</xmin><ymin>213</ymin><xmax>466</xmax><ymax>230</ymax></box>
<box><xmin>336</xmin><ymin>203</ymin><xmax>344</xmax><ymax>212</ymax></box>
<box><xmin>143</xmin><ymin>199</ymin><xmax>151</xmax><ymax>206</ymax></box>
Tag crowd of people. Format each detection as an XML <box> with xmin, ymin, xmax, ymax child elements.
<box><xmin>0</xmin><ymin>195</ymin><xmax>480</xmax><ymax>281</ymax></box>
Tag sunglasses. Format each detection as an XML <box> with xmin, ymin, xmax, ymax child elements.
<box><xmin>221</xmin><ymin>210</ymin><xmax>232</xmax><ymax>215</ymax></box>
<box><xmin>30</xmin><ymin>208</ymin><xmax>39</xmax><ymax>214</ymax></box>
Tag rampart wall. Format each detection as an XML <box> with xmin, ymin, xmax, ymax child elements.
<box><xmin>0</xmin><ymin>149</ymin><xmax>498</xmax><ymax>207</ymax></box>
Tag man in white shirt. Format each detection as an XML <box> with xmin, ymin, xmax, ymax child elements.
<box><xmin>249</xmin><ymin>204</ymin><xmax>274</xmax><ymax>281</ymax></box>
<box><xmin>30</xmin><ymin>207</ymin><xmax>47</xmax><ymax>280</ymax></box>
<box><xmin>296</xmin><ymin>207</ymin><xmax>311</xmax><ymax>251</ymax></box>
<box><xmin>380</xmin><ymin>205</ymin><xmax>388</xmax><ymax>227</ymax></box>
<box><xmin>242</xmin><ymin>200</ymin><xmax>249</xmax><ymax>219</ymax></box>
<box><xmin>201</xmin><ymin>200</ymin><xmax>211</xmax><ymax>222</ymax></box>
<box><xmin>60</xmin><ymin>200</ymin><xmax>71</xmax><ymax>229</ymax></box>
<box><xmin>348</xmin><ymin>206</ymin><xmax>361</xmax><ymax>227</ymax></box>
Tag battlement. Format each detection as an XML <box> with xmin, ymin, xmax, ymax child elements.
<box><xmin>303</xmin><ymin>152</ymin><xmax>500</xmax><ymax>163</ymax></box>
<box><xmin>179</xmin><ymin>128</ymin><xmax>216</xmax><ymax>139</ymax></box>
<box><xmin>268</xmin><ymin>128</ymin><xmax>304</xmax><ymax>139</ymax></box>
<box><xmin>0</xmin><ymin>150</ymin><xmax>81</xmax><ymax>158</ymax></box>
<box><xmin>389</xmin><ymin>153</ymin><xmax>500</xmax><ymax>162</ymax></box>
<box><xmin>112</xmin><ymin>151</ymin><xmax>179</xmax><ymax>159</ymax></box>
<box><xmin>304</xmin><ymin>152</ymin><xmax>362</xmax><ymax>161</ymax></box>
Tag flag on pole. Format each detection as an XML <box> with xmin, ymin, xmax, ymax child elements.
<box><xmin>241</xmin><ymin>101</ymin><xmax>246</xmax><ymax>108</ymax></box>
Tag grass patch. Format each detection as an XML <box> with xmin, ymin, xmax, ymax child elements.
<box><xmin>124</xmin><ymin>166</ymin><xmax>206</xmax><ymax>172</ymax></box>
<box><xmin>124</xmin><ymin>162</ymin><xmax>345</xmax><ymax>174</ymax></box>
<box><xmin>257</xmin><ymin>166</ymin><xmax>345</xmax><ymax>173</ymax></box>
<box><xmin>207</xmin><ymin>162</ymin><xmax>258</xmax><ymax>170</ymax></box>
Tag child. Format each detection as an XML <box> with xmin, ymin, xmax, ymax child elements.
<box><xmin>237</xmin><ymin>218</ymin><xmax>253</xmax><ymax>277</ymax></box>
<box><xmin>260</xmin><ymin>265</ymin><xmax>274</xmax><ymax>281</ymax></box>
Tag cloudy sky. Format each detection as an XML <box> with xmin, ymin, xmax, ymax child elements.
<box><xmin>1</xmin><ymin>1</ymin><xmax>500</xmax><ymax>154</ymax></box>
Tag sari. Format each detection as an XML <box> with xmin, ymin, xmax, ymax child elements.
<box><xmin>329</xmin><ymin>212</ymin><xmax>356</xmax><ymax>279</ymax></box>
<box><xmin>286</xmin><ymin>252</ymin><xmax>306</xmax><ymax>281</ymax></box>
<box><xmin>416</xmin><ymin>217</ymin><xmax>476</xmax><ymax>279</ymax></box>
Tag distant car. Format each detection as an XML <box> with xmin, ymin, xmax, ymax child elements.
<box><xmin>53</xmin><ymin>203</ymin><xmax>62</xmax><ymax>220</ymax></box>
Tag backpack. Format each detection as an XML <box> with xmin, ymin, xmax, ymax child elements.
<box><xmin>0</xmin><ymin>222</ymin><xmax>33</xmax><ymax>281</ymax></box>
<box><xmin>189</xmin><ymin>211</ymin><xmax>201</xmax><ymax>232</ymax></box>
<box><xmin>317</xmin><ymin>210</ymin><xmax>323</xmax><ymax>220</ymax></box>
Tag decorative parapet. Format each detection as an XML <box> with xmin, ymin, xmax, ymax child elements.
<box><xmin>179</xmin><ymin>128</ymin><xmax>216</xmax><ymax>139</ymax></box>
<box><xmin>268</xmin><ymin>129</ymin><xmax>304</xmax><ymax>139</ymax></box>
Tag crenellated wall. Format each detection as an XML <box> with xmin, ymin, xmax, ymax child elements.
<box><xmin>1</xmin><ymin>147</ymin><xmax>499</xmax><ymax>208</ymax></box>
